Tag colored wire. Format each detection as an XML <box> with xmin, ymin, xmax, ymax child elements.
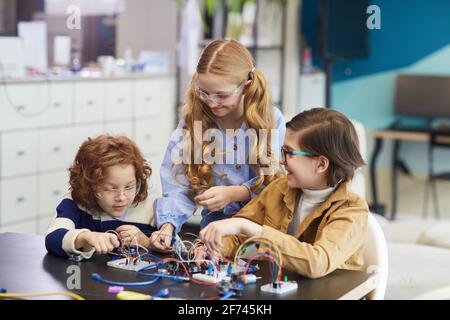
<box><xmin>234</xmin><ymin>236</ymin><xmax>283</xmax><ymax>282</ymax></box>
<box><xmin>0</xmin><ymin>291</ymin><xmax>85</xmax><ymax>300</ymax></box>
<box><xmin>91</xmin><ymin>273</ymin><xmax>161</xmax><ymax>286</ymax></box>
<box><xmin>219</xmin><ymin>291</ymin><xmax>234</xmax><ymax>300</ymax></box>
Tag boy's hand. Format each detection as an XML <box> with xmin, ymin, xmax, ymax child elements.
<box><xmin>194</xmin><ymin>186</ymin><xmax>235</xmax><ymax>212</ymax></box>
<box><xmin>75</xmin><ymin>231</ymin><xmax>120</xmax><ymax>255</ymax></box>
<box><xmin>115</xmin><ymin>225</ymin><xmax>147</xmax><ymax>247</ymax></box>
<box><xmin>193</xmin><ymin>244</ymin><xmax>208</xmax><ymax>267</ymax></box>
<box><xmin>200</xmin><ymin>218</ymin><xmax>263</xmax><ymax>254</ymax></box>
<box><xmin>199</xmin><ymin>219</ymin><xmax>241</xmax><ymax>254</ymax></box>
<box><xmin>149</xmin><ymin>223</ymin><xmax>174</xmax><ymax>253</ymax></box>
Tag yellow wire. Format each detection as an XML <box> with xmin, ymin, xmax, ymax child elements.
<box><xmin>0</xmin><ymin>291</ymin><xmax>85</xmax><ymax>300</ymax></box>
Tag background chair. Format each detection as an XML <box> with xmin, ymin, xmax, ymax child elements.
<box><xmin>413</xmin><ymin>286</ymin><xmax>450</xmax><ymax>300</ymax></box>
<box><xmin>423</xmin><ymin>130</ymin><xmax>450</xmax><ymax>219</ymax></box>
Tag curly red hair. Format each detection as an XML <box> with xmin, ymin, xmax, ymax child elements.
<box><xmin>69</xmin><ymin>135</ymin><xmax>152</xmax><ymax>213</ymax></box>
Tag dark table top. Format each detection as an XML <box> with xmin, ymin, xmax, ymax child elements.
<box><xmin>0</xmin><ymin>232</ymin><xmax>375</xmax><ymax>300</ymax></box>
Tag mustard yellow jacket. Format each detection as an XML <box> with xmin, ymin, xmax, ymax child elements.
<box><xmin>221</xmin><ymin>177</ymin><xmax>368</xmax><ymax>279</ymax></box>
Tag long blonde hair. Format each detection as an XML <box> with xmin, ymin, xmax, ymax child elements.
<box><xmin>175</xmin><ymin>39</ymin><xmax>280</xmax><ymax>197</ymax></box>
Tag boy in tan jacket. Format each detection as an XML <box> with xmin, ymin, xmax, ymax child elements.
<box><xmin>197</xmin><ymin>108</ymin><xmax>368</xmax><ymax>279</ymax></box>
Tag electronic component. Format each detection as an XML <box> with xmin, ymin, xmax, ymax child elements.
<box><xmin>107</xmin><ymin>258</ymin><xmax>156</xmax><ymax>272</ymax></box>
<box><xmin>260</xmin><ymin>281</ymin><xmax>298</xmax><ymax>295</ymax></box>
<box><xmin>192</xmin><ymin>273</ymin><xmax>231</xmax><ymax>284</ymax></box>
<box><xmin>218</xmin><ymin>275</ymin><xmax>245</xmax><ymax>297</ymax></box>
<box><xmin>240</xmin><ymin>274</ymin><xmax>261</xmax><ymax>284</ymax></box>
<box><xmin>108</xmin><ymin>286</ymin><xmax>124</xmax><ymax>294</ymax></box>
<box><xmin>68</xmin><ymin>253</ymin><xmax>84</xmax><ymax>262</ymax></box>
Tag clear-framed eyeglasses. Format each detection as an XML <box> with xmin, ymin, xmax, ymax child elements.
<box><xmin>95</xmin><ymin>180</ymin><xmax>141</xmax><ymax>199</ymax></box>
<box><xmin>195</xmin><ymin>82</ymin><xmax>245</xmax><ymax>104</ymax></box>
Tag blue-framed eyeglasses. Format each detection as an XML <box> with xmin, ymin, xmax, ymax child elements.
<box><xmin>280</xmin><ymin>146</ymin><xmax>314</xmax><ymax>162</ymax></box>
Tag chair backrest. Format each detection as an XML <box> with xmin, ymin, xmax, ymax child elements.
<box><xmin>413</xmin><ymin>286</ymin><xmax>450</xmax><ymax>300</ymax></box>
<box><xmin>363</xmin><ymin>213</ymin><xmax>389</xmax><ymax>300</ymax></box>
<box><xmin>350</xmin><ymin>119</ymin><xmax>367</xmax><ymax>199</ymax></box>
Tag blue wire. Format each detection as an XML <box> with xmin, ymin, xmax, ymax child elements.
<box><xmin>137</xmin><ymin>270</ymin><xmax>190</xmax><ymax>282</ymax></box>
<box><xmin>219</xmin><ymin>291</ymin><xmax>234</xmax><ymax>300</ymax></box>
<box><xmin>91</xmin><ymin>273</ymin><xmax>161</xmax><ymax>286</ymax></box>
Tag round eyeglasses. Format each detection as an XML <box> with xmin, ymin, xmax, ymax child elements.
<box><xmin>95</xmin><ymin>180</ymin><xmax>141</xmax><ymax>199</ymax></box>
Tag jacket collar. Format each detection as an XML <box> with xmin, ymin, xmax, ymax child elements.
<box><xmin>279</xmin><ymin>178</ymin><xmax>353</xmax><ymax>237</ymax></box>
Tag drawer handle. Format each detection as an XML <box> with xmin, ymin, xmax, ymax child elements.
<box><xmin>145</xmin><ymin>96</ymin><xmax>152</xmax><ymax>102</ymax></box>
<box><xmin>53</xmin><ymin>146</ymin><xmax>61</xmax><ymax>152</ymax></box>
<box><xmin>117</xmin><ymin>98</ymin><xmax>125</xmax><ymax>104</ymax></box>
<box><xmin>144</xmin><ymin>134</ymin><xmax>152</xmax><ymax>140</ymax></box>
<box><xmin>87</xmin><ymin>100</ymin><xmax>95</xmax><ymax>106</ymax></box>
<box><xmin>16</xmin><ymin>196</ymin><xmax>26</xmax><ymax>203</ymax></box>
<box><xmin>52</xmin><ymin>190</ymin><xmax>61</xmax><ymax>196</ymax></box>
<box><xmin>53</xmin><ymin>102</ymin><xmax>62</xmax><ymax>108</ymax></box>
<box><xmin>16</xmin><ymin>150</ymin><xmax>26</xmax><ymax>157</ymax></box>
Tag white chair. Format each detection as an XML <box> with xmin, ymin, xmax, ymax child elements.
<box><xmin>364</xmin><ymin>213</ymin><xmax>389</xmax><ymax>300</ymax></box>
<box><xmin>350</xmin><ymin>119</ymin><xmax>389</xmax><ymax>300</ymax></box>
<box><xmin>412</xmin><ymin>286</ymin><xmax>450</xmax><ymax>300</ymax></box>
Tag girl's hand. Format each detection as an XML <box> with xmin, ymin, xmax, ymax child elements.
<box><xmin>115</xmin><ymin>225</ymin><xmax>148</xmax><ymax>247</ymax></box>
<box><xmin>194</xmin><ymin>186</ymin><xmax>237</xmax><ymax>212</ymax></box>
<box><xmin>148</xmin><ymin>223</ymin><xmax>174</xmax><ymax>253</ymax></box>
<box><xmin>76</xmin><ymin>231</ymin><xmax>120</xmax><ymax>255</ymax></box>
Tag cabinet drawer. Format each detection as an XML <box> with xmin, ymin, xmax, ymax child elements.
<box><xmin>0</xmin><ymin>83</ymin><xmax>40</xmax><ymax>130</ymax></box>
<box><xmin>0</xmin><ymin>220</ymin><xmax>37</xmax><ymax>235</ymax></box>
<box><xmin>74</xmin><ymin>81</ymin><xmax>105</xmax><ymax>123</ymax></box>
<box><xmin>71</xmin><ymin>124</ymin><xmax>104</xmax><ymax>155</ymax></box>
<box><xmin>1</xmin><ymin>130</ymin><xmax>38</xmax><ymax>178</ymax></box>
<box><xmin>104</xmin><ymin>81</ymin><xmax>133</xmax><ymax>121</ymax></box>
<box><xmin>0</xmin><ymin>82</ymin><xmax>72</xmax><ymax>130</ymax></box>
<box><xmin>0</xmin><ymin>176</ymin><xmax>37</xmax><ymax>224</ymax></box>
<box><xmin>135</xmin><ymin>78</ymin><xmax>174</xmax><ymax>118</ymax></box>
<box><xmin>103</xmin><ymin>121</ymin><xmax>134</xmax><ymax>138</ymax></box>
<box><xmin>38</xmin><ymin>127</ymin><xmax>73</xmax><ymax>171</ymax></box>
<box><xmin>38</xmin><ymin>171</ymin><xmax>69</xmax><ymax>215</ymax></box>
<box><xmin>37</xmin><ymin>82</ymin><xmax>72</xmax><ymax>127</ymax></box>
<box><xmin>135</xmin><ymin>118</ymin><xmax>168</xmax><ymax>156</ymax></box>
<box><xmin>38</xmin><ymin>215</ymin><xmax>55</xmax><ymax>235</ymax></box>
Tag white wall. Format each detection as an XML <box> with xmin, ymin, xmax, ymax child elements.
<box><xmin>116</xmin><ymin>0</ymin><xmax>177</xmax><ymax>74</ymax></box>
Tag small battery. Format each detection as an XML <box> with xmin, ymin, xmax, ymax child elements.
<box><xmin>240</xmin><ymin>274</ymin><xmax>257</xmax><ymax>284</ymax></box>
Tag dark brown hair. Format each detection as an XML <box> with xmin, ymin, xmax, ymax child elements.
<box><xmin>286</xmin><ymin>108</ymin><xmax>365</xmax><ymax>186</ymax></box>
<box><xmin>69</xmin><ymin>135</ymin><xmax>152</xmax><ymax>213</ymax></box>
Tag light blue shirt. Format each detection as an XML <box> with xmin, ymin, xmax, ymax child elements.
<box><xmin>155</xmin><ymin>107</ymin><xmax>286</xmax><ymax>232</ymax></box>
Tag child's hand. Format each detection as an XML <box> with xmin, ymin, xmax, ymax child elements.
<box><xmin>193</xmin><ymin>244</ymin><xmax>222</xmax><ymax>267</ymax></box>
<box><xmin>76</xmin><ymin>231</ymin><xmax>120</xmax><ymax>254</ymax></box>
<box><xmin>199</xmin><ymin>219</ymin><xmax>241</xmax><ymax>254</ymax></box>
<box><xmin>149</xmin><ymin>223</ymin><xmax>174</xmax><ymax>253</ymax></box>
<box><xmin>193</xmin><ymin>244</ymin><xmax>208</xmax><ymax>267</ymax></box>
<box><xmin>200</xmin><ymin>218</ymin><xmax>263</xmax><ymax>254</ymax></box>
<box><xmin>194</xmin><ymin>186</ymin><xmax>235</xmax><ymax>212</ymax></box>
<box><xmin>115</xmin><ymin>225</ymin><xmax>147</xmax><ymax>247</ymax></box>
